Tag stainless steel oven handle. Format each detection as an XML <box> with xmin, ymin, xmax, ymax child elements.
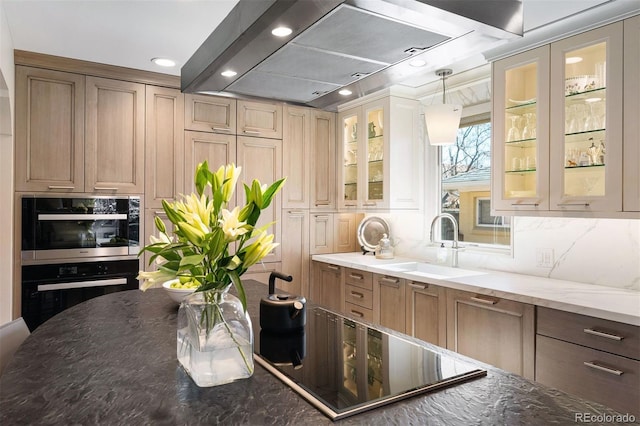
<box><xmin>37</xmin><ymin>278</ymin><xmax>128</xmax><ymax>291</ymax></box>
<box><xmin>38</xmin><ymin>214</ymin><xmax>128</xmax><ymax>221</ymax></box>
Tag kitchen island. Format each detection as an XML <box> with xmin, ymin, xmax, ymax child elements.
<box><xmin>0</xmin><ymin>280</ymin><xmax>635</xmax><ymax>425</ymax></box>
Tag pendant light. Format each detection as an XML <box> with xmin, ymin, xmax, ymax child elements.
<box><xmin>424</xmin><ymin>69</ymin><xmax>462</xmax><ymax>146</ymax></box>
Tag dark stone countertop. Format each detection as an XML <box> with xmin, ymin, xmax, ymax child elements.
<box><xmin>0</xmin><ymin>280</ymin><xmax>636</xmax><ymax>425</ymax></box>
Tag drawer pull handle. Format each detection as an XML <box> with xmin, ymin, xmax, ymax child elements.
<box><xmin>350</xmin><ymin>291</ymin><xmax>364</xmax><ymax>299</ymax></box>
<box><xmin>583</xmin><ymin>361</ymin><xmax>624</xmax><ymax>376</ymax></box>
<box><xmin>243</xmin><ymin>129</ymin><xmax>261</xmax><ymax>135</ymax></box>
<box><xmin>350</xmin><ymin>310</ymin><xmax>364</xmax><ymax>318</ymax></box>
<box><xmin>327</xmin><ymin>265</ymin><xmax>340</xmax><ymax>271</ymax></box>
<box><xmin>315</xmin><ymin>202</ymin><xmax>330</xmax><ymax>206</ymax></box>
<box><xmin>557</xmin><ymin>202</ymin><xmax>590</xmax><ymax>207</ymax></box>
<box><xmin>470</xmin><ymin>295</ymin><xmax>498</xmax><ymax>305</ymax></box>
<box><xmin>363</xmin><ymin>202</ymin><xmax>377</xmax><ymax>206</ymax></box>
<box><xmin>408</xmin><ymin>282</ymin><xmax>427</xmax><ymax>290</ymax></box>
<box><xmin>212</xmin><ymin>126</ymin><xmax>231</xmax><ymax>132</ymax></box>
<box><xmin>94</xmin><ymin>187</ymin><xmax>118</xmax><ymax>191</ymax></box>
<box><xmin>47</xmin><ymin>185</ymin><xmax>75</xmax><ymax>190</ymax></box>
<box><xmin>510</xmin><ymin>202</ymin><xmax>539</xmax><ymax>206</ymax></box>
<box><xmin>583</xmin><ymin>328</ymin><xmax>624</xmax><ymax>341</ymax></box>
<box><xmin>380</xmin><ymin>277</ymin><xmax>399</xmax><ymax>285</ymax></box>
<box><xmin>349</xmin><ymin>273</ymin><xmax>363</xmax><ymax>280</ymax></box>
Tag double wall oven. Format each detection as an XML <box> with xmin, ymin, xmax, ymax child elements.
<box><xmin>21</xmin><ymin>195</ymin><xmax>141</xmax><ymax>331</ymax></box>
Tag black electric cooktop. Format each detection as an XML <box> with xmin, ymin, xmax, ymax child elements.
<box><xmin>254</xmin><ymin>306</ymin><xmax>486</xmax><ymax>421</ymax></box>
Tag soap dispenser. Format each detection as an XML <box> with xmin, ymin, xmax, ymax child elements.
<box><xmin>436</xmin><ymin>243</ymin><xmax>447</xmax><ymax>263</ymax></box>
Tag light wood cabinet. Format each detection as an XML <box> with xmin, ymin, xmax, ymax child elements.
<box><xmin>311</xmin><ymin>261</ymin><xmax>343</xmax><ymax>313</ymax></box>
<box><xmin>623</xmin><ymin>15</ymin><xmax>640</xmax><ymax>212</ymax></box>
<box><xmin>337</xmin><ymin>96</ymin><xmax>421</xmax><ymax>210</ymax></box>
<box><xmin>405</xmin><ymin>280</ymin><xmax>446</xmax><ymax>347</ymax></box>
<box><xmin>310</xmin><ymin>213</ymin><xmax>362</xmax><ymax>255</ymax></box>
<box><xmin>237</xmin><ymin>136</ymin><xmax>282</xmax><ymax>263</ymax></box>
<box><xmin>373</xmin><ymin>274</ymin><xmax>405</xmax><ymax>333</ymax></box>
<box><xmin>145</xmin><ymin>86</ymin><xmax>184</xmax><ymax>208</ymax></box>
<box><xmin>492</xmin><ymin>22</ymin><xmax>633</xmax><ymax>216</ymax></box>
<box><xmin>184</xmin><ymin>94</ymin><xmax>236</xmax><ymax>134</ymax></box>
<box><xmin>237</xmin><ymin>99</ymin><xmax>282</xmax><ymax>139</ymax></box>
<box><xmin>446</xmin><ymin>288</ymin><xmax>535</xmax><ymax>379</ymax></box>
<box><xmin>535</xmin><ymin>307</ymin><xmax>640</xmax><ymax>416</ymax></box>
<box><xmin>281</xmin><ymin>209</ymin><xmax>309</xmax><ymax>298</ymax></box>
<box><xmin>85</xmin><ymin>76</ymin><xmax>145</xmax><ymax>194</ymax></box>
<box><xmin>311</xmin><ymin>109</ymin><xmax>336</xmax><ymax>210</ymax></box>
<box><xmin>183</xmin><ymin>130</ymin><xmax>236</xmax><ymax>197</ymax></box>
<box><xmin>15</xmin><ymin>66</ymin><xmax>85</xmax><ymax>193</ymax></box>
<box><xmin>343</xmin><ymin>268</ymin><xmax>374</xmax><ymax>322</ymax></box>
<box><xmin>282</xmin><ymin>105</ymin><xmax>311</xmax><ymax>209</ymax></box>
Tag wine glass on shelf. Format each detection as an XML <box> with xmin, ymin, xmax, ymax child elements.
<box><xmin>506</xmin><ymin>115</ymin><xmax>521</xmax><ymax>142</ymax></box>
<box><xmin>521</xmin><ymin>113</ymin><xmax>536</xmax><ymax>140</ymax></box>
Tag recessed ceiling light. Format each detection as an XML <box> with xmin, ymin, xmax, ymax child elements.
<box><xmin>221</xmin><ymin>70</ymin><xmax>237</xmax><ymax>77</ymax></box>
<box><xmin>271</xmin><ymin>26</ymin><xmax>292</xmax><ymax>37</ymax></box>
<box><xmin>339</xmin><ymin>89</ymin><xmax>352</xmax><ymax>96</ymax></box>
<box><xmin>409</xmin><ymin>59</ymin><xmax>427</xmax><ymax>67</ymax></box>
<box><xmin>566</xmin><ymin>56</ymin><xmax>583</xmax><ymax>64</ymax></box>
<box><xmin>151</xmin><ymin>57</ymin><xmax>176</xmax><ymax>67</ymax></box>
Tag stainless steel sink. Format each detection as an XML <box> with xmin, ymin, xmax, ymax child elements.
<box><xmin>376</xmin><ymin>262</ymin><xmax>485</xmax><ymax>279</ymax></box>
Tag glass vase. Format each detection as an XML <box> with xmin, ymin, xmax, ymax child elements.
<box><xmin>177</xmin><ymin>287</ymin><xmax>254</xmax><ymax>387</ymax></box>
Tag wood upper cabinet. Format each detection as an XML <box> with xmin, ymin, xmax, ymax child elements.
<box><xmin>145</xmin><ymin>86</ymin><xmax>184</xmax><ymax>207</ymax></box>
<box><xmin>85</xmin><ymin>76</ymin><xmax>145</xmax><ymax>194</ymax></box>
<box><xmin>237</xmin><ymin>100</ymin><xmax>282</xmax><ymax>139</ymax></box>
<box><xmin>184</xmin><ymin>94</ymin><xmax>236</xmax><ymax>134</ymax></box>
<box><xmin>281</xmin><ymin>209</ymin><xmax>310</xmax><ymax>298</ymax></box>
<box><xmin>405</xmin><ymin>280</ymin><xmax>446</xmax><ymax>347</ymax></box>
<box><xmin>623</xmin><ymin>15</ymin><xmax>640</xmax><ymax>212</ymax></box>
<box><xmin>446</xmin><ymin>288</ymin><xmax>535</xmax><ymax>379</ymax></box>
<box><xmin>237</xmin><ymin>136</ymin><xmax>282</xmax><ymax>262</ymax></box>
<box><xmin>15</xmin><ymin>66</ymin><xmax>85</xmax><ymax>192</ymax></box>
<box><xmin>311</xmin><ymin>109</ymin><xmax>336</xmax><ymax>210</ymax></box>
<box><xmin>183</xmin><ymin>130</ymin><xmax>236</xmax><ymax>198</ymax></box>
<box><xmin>282</xmin><ymin>105</ymin><xmax>310</xmax><ymax>208</ymax></box>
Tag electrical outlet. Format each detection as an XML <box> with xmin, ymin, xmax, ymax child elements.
<box><xmin>535</xmin><ymin>248</ymin><xmax>554</xmax><ymax>268</ymax></box>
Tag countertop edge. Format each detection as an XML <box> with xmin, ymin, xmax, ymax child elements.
<box><xmin>311</xmin><ymin>253</ymin><xmax>640</xmax><ymax>326</ymax></box>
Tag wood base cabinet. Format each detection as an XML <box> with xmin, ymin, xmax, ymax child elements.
<box><xmin>405</xmin><ymin>280</ymin><xmax>446</xmax><ymax>347</ymax></box>
<box><xmin>373</xmin><ymin>274</ymin><xmax>405</xmax><ymax>333</ymax></box>
<box><xmin>446</xmin><ymin>289</ymin><xmax>535</xmax><ymax>379</ymax></box>
<box><xmin>536</xmin><ymin>307</ymin><xmax>640</xmax><ymax>416</ymax></box>
<box><xmin>311</xmin><ymin>261</ymin><xmax>343</xmax><ymax>313</ymax></box>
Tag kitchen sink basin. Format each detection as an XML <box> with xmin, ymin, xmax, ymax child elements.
<box><xmin>376</xmin><ymin>262</ymin><xmax>486</xmax><ymax>279</ymax></box>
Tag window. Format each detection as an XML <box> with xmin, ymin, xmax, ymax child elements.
<box><xmin>440</xmin><ymin>121</ymin><xmax>511</xmax><ymax>247</ymax></box>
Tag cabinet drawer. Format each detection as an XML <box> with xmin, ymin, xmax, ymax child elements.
<box><xmin>345</xmin><ymin>284</ymin><xmax>373</xmax><ymax>309</ymax></box>
<box><xmin>345</xmin><ymin>268</ymin><xmax>373</xmax><ymax>290</ymax></box>
<box><xmin>536</xmin><ymin>335</ymin><xmax>640</xmax><ymax>416</ymax></box>
<box><xmin>344</xmin><ymin>302</ymin><xmax>373</xmax><ymax>322</ymax></box>
<box><xmin>537</xmin><ymin>307</ymin><xmax>640</xmax><ymax>360</ymax></box>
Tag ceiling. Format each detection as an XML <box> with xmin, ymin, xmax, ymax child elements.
<box><xmin>1</xmin><ymin>0</ymin><xmax>634</xmax><ymax>95</ymax></box>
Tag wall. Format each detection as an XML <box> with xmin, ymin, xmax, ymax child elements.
<box><xmin>383</xmin><ymin>213</ymin><xmax>640</xmax><ymax>292</ymax></box>
<box><xmin>0</xmin><ymin>0</ymin><xmax>14</xmax><ymax>324</ymax></box>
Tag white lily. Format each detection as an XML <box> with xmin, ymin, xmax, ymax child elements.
<box><xmin>220</xmin><ymin>206</ymin><xmax>249</xmax><ymax>242</ymax></box>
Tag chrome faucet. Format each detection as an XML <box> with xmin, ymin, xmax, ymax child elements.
<box><xmin>429</xmin><ymin>213</ymin><xmax>460</xmax><ymax>267</ymax></box>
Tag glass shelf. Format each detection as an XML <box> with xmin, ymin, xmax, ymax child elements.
<box><xmin>565</xmin><ymin>164</ymin><xmax>605</xmax><ymax>170</ymax></box>
<box><xmin>505</xmin><ymin>138</ymin><xmax>537</xmax><ymax>147</ymax></box>
<box><xmin>565</xmin><ymin>128</ymin><xmax>606</xmax><ymax>137</ymax></box>
<box><xmin>505</xmin><ymin>168</ymin><xmax>537</xmax><ymax>174</ymax></box>
<box><xmin>506</xmin><ymin>101</ymin><xmax>537</xmax><ymax>112</ymax></box>
<box><xmin>565</xmin><ymin>86</ymin><xmax>606</xmax><ymax>100</ymax></box>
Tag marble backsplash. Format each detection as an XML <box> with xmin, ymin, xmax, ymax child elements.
<box><xmin>374</xmin><ymin>213</ymin><xmax>640</xmax><ymax>291</ymax></box>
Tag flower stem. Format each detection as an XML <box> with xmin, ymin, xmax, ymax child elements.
<box><xmin>213</xmin><ymin>302</ymin><xmax>254</xmax><ymax>375</ymax></box>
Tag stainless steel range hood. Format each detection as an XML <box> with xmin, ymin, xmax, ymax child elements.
<box><xmin>181</xmin><ymin>0</ymin><xmax>523</xmax><ymax>111</ymax></box>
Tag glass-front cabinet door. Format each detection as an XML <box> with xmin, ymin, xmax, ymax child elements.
<box><xmin>549</xmin><ymin>22</ymin><xmax>623</xmax><ymax>212</ymax></box>
<box><xmin>492</xmin><ymin>45</ymin><xmax>550</xmax><ymax>212</ymax></box>
<box><xmin>364</xmin><ymin>103</ymin><xmax>384</xmax><ymax>207</ymax></box>
<box><xmin>340</xmin><ymin>109</ymin><xmax>359</xmax><ymax>208</ymax></box>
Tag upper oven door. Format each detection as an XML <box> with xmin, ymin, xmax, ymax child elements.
<box><xmin>21</xmin><ymin>196</ymin><xmax>139</xmax><ymax>261</ymax></box>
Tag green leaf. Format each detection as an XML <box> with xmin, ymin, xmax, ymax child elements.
<box><xmin>180</xmin><ymin>254</ymin><xmax>206</xmax><ymax>267</ymax></box>
<box><xmin>251</xmin><ymin>180</ymin><xmax>263</xmax><ymax>208</ymax></box>
<box><xmin>261</xmin><ymin>178</ymin><xmax>286</xmax><ymax>209</ymax></box>
<box><xmin>229</xmin><ymin>270</ymin><xmax>247</xmax><ymax>312</ymax></box>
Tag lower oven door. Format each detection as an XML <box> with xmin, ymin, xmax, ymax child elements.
<box><xmin>21</xmin><ymin>259</ymin><xmax>139</xmax><ymax>331</ymax></box>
